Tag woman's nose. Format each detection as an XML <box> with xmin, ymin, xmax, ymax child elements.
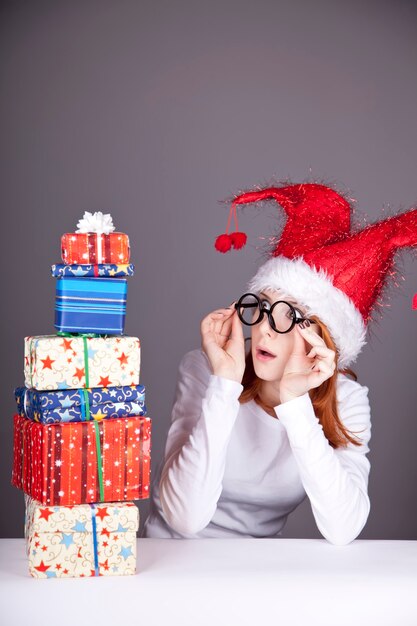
<box><xmin>258</xmin><ymin>313</ymin><xmax>273</xmax><ymax>336</ymax></box>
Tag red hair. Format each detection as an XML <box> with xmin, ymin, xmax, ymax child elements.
<box><xmin>239</xmin><ymin>315</ymin><xmax>365</xmax><ymax>449</ymax></box>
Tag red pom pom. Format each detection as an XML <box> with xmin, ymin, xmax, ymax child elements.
<box><xmin>230</xmin><ymin>231</ymin><xmax>247</xmax><ymax>250</ymax></box>
<box><xmin>214</xmin><ymin>233</ymin><xmax>233</xmax><ymax>253</ymax></box>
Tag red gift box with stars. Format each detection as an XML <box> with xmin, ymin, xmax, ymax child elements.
<box><xmin>12</xmin><ymin>414</ymin><xmax>151</xmax><ymax>506</ymax></box>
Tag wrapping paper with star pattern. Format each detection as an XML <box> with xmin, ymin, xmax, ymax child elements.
<box><xmin>14</xmin><ymin>384</ymin><xmax>146</xmax><ymax>423</ymax></box>
<box><xmin>51</xmin><ymin>263</ymin><xmax>135</xmax><ymax>278</ymax></box>
<box><xmin>61</xmin><ymin>232</ymin><xmax>130</xmax><ymax>264</ymax></box>
<box><xmin>12</xmin><ymin>414</ymin><xmax>151</xmax><ymax>505</ymax></box>
<box><xmin>24</xmin><ymin>335</ymin><xmax>141</xmax><ymax>390</ymax></box>
<box><xmin>25</xmin><ymin>496</ymin><xmax>139</xmax><ymax>578</ymax></box>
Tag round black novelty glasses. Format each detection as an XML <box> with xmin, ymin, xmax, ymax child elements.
<box><xmin>235</xmin><ymin>293</ymin><xmax>317</xmax><ymax>334</ymax></box>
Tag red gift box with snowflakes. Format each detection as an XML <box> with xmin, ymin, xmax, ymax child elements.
<box><xmin>12</xmin><ymin>414</ymin><xmax>151</xmax><ymax>506</ymax></box>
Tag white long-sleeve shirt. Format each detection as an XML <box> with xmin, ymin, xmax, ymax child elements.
<box><xmin>142</xmin><ymin>349</ymin><xmax>372</xmax><ymax>545</ymax></box>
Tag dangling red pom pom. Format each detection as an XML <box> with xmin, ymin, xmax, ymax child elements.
<box><xmin>214</xmin><ymin>233</ymin><xmax>233</xmax><ymax>253</ymax></box>
<box><xmin>230</xmin><ymin>231</ymin><xmax>247</xmax><ymax>250</ymax></box>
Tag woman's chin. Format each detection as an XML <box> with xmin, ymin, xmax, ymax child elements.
<box><xmin>253</xmin><ymin>359</ymin><xmax>281</xmax><ymax>382</ymax></box>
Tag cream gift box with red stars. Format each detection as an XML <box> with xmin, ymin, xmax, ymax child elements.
<box><xmin>25</xmin><ymin>496</ymin><xmax>139</xmax><ymax>578</ymax></box>
<box><xmin>24</xmin><ymin>335</ymin><xmax>140</xmax><ymax>390</ymax></box>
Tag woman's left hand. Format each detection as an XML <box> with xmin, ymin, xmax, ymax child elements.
<box><xmin>279</xmin><ymin>323</ymin><xmax>336</xmax><ymax>403</ymax></box>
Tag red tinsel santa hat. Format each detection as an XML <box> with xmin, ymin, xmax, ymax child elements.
<box><xmin>214</xmin><ymin>183</ymin><xmax>417</xmax><ymax>369</ymax></box>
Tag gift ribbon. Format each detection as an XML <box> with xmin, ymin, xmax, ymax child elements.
<box><xmin>22</xmin><ymin>388</ymin><xmax>40</xmax><ymax>422</ymax></box>
<box><xmin>23</xmin><ymin>389</ymin><xmax>29</xmax><ymax>418</ymax></box>
<box><xmin>94</xmin><ymin>421</ymin><xmax>105</xmax><ymax>502</ymax></box>
<box><xmin>96</xmin><ymin>234</ymin><xmax>103</xmax><ymax>264</ymax></box>
<box><xmin>20</xmin><ymin>416</ymin><xmax>26</xmax><ymax>490</ymax></box>
<box><xmin>28</xmin><ymin>337</ymin><xmax>37</xmax><ymax>388</ymax></box>
<box><xmin>89</xmin><ymin>504</ymin><xmax>100</xmax><ymax>576</ymax></box>
<box><xmin>78</xmin><ymin>389</ymin><xmax>91</xmax><ymax>421</ymax></box>
<box><xmin>57</xmin><ymin>332</ymin><xmax>100</xmax><ymax>338</ymax></box>
<box><xmin>57</xmin><ymin>332</ymin><xmax>100</xmax><ymax>388</ymax></box>
<box><xmin>83</xmin><ymin>336</ymin><xmax>90</xmax><ymax>388</ymax></box>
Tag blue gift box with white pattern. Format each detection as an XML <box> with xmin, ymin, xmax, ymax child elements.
<box><xmin>51</xmin><ymin>263</ymin><xmax>135</xmax><ymax>278</ymax></box>
<box><xmin>54</xmin><ymin>277</ymin><xmax>127</xmax><ymax>334</ymax></box>
<box><xmin>15</xmin><ymin>384</ymin><xmax>146</xmax><ymax>423</ymax></box>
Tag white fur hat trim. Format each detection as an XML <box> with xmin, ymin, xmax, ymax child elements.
<box><xmin>247</xmin><ymin>256</ymin><xmax>367</xmax><ymax>369</ymax></box>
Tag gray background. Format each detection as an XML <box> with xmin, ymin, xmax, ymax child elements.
<box><xmin>1</xmin><ymin>0</ymin><xmax>417</xmax><ymax>539</ymax></box>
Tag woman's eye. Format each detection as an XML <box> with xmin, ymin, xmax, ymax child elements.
<box><xmin>286</xmin><ymin>308</ymin><xmax>298</xmax><ymax>319</ymax></box>
<box><xmin>287</xmin><ymin>307</ymin><xmax>303</xmax><ymax>319</ymax></box>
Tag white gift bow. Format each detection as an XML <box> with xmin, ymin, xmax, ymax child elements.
<box><xmin>76</xmin><ymin>211</ymin><xmax>115</xmax><ymax>235</ymax></box>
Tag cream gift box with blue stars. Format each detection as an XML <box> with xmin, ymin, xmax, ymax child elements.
<box><xmin>24</xmin><ymin>496</ymin><xmax>139</xmax><ymax>578</ymax></box>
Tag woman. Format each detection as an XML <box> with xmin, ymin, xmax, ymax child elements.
<box><xmin>142</xmin><ymin>179</ymin><xmax>417</xmax><ymax>544</ymax></box>
<box><xmin>142</xmin><ymin>283</ymin><xmax>371</xmax><ymax>545</ymax></box>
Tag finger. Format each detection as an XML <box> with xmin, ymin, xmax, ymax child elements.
<box><xmin>290</xmin><ymin>322</ymin><xmax>311</xmax><ymax>355</ymax></box>
<box><xmin>307</xmin><ymin>345</ymin><xmax>336</xmax><ymax>364</ymax></box>
<box><xmin>213</xmin><ymin>314</ymin><xmax>228</xmax><ymax>339</ymax></box>
<box><xmin>229</xmin><ymin>309</ymin><xmax>244</xmax><ymax>342</ymax></box>
<box><xmin>201</xmin><ymin>319</ymin><xmax>225</xmax><ymax>350</ymax></box>
<box><xmin>201</xmin><ymin>315</ymin><xmax>217</xmax><ymax>338</ymax></box>
<box><xmin>201</xmin><ymin>310</ymin><xmax>233</xmax><ymax>335</ymax></box>
<box><xmin>297</xmin><ymin>326</ymin><xmax>337</xmax><ymax>365</ymax></box>
<box><xmin>217</xmin><ymin>312</ymin><xmax>235</xmax><ymax>339</ymax></box>
<box><xmin>310</xmin><ymin>359</ymin><xmax>330</xmax><ymax>373</ymax></box>
<box><xmin>296</xmin><ymin>324</ymin><xmax>328</xmax><ymax>347</ymax></box>
<box><xmin>309</xmin><ymin>359</ymin><xmax>333</xmax><ymax>379</ymax></box>
<box><xmin>210</xmin><ymin>308</ymin><xmax>235</xmax><ymax>318</ymax></box>
<box><xmin>202</xmin><ymin>315</ymin><xmax>236</xmax><ymax>355</ymax></box>
<box><xmin>216</xmin><ymin>310</ymin><xmax>241</xmax><ymax>343</ymax></box>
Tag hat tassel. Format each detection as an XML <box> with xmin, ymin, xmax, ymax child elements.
<box><xmin>214</xmin><ymin>202</ymin><xmax>247</xmax><ymax>253</ymax></box>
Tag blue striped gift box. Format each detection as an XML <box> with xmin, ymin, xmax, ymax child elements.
<box><xmin>54</xmin><ymin>277</ymin><xmax>127</xmax><ymax>334</ymax></box>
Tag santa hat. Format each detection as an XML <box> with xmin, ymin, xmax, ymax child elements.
<box><xmin>214</xmin><ymin>183</ymin><xmax>417</xmax><ymax>368</ymax></box>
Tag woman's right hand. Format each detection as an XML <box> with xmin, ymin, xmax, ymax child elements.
<box><xmin>200</xmin><ymin>303</ymin><xmax>246</xmax><ymax>384</ymax></box>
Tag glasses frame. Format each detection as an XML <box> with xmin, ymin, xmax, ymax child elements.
<box><xmin>235</xmin><ymin>292</ymin><xmax>317</xmax><ymax>334</ymax></box>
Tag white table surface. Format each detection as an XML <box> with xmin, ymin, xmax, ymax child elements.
<box><xmin>0</xmin><ymin>538</ymin><xmax>416</xmax><ymax>626</ymax></box>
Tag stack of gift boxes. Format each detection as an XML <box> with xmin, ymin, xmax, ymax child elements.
<box><xmin>12</xmin><ymin>211</ymin><xmax>151</xmax><ymax>578</ymax></box>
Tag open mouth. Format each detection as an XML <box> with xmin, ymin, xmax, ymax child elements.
<box><xmin>255</xmin><ymin>347</ymin><xmax>276</xmax><ymax>361</ymax></box>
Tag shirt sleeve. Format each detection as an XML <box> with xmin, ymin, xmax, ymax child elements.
<box><xmin>275</xmin><ymin>380</ymin><xmax>372</xmax><ymax>546</ymax></box>
<box><xmin>158</xmin><ymin>350</ymin><xmax>244</xmax><ymax>536</ymax></box>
